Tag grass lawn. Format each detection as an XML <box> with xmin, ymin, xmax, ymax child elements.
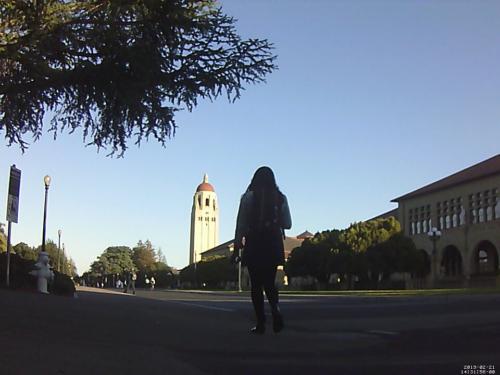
<box><xmin>279</xmin><ymin>287</ymin><xmax>500</xmax><ymax>297</ymax></box>
<box><xmin>172</xmin><ymin>287</ymin><xmax>500</xmax><ymax>298</ymax></box>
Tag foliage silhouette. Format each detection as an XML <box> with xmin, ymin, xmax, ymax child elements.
<box><xmin>0</xmin><ymin>0</ymin><xmax>277</xmax><ymax>155</ymax></box>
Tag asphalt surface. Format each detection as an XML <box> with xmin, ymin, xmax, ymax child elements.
<box><xmin>1</xmin><ymin>286</ymin><xmax>499</xmax><ymax>375</ymax></box>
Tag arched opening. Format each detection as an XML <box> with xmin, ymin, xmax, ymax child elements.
<box><xmin>440</xmin><ymin>246</ymin><xmax>463</xmax><ymax>277</ymax></box>
<box><xmin>472</xmin><ymin>241</ymin><xmax>499</xmax><ymax>276</ymax></box>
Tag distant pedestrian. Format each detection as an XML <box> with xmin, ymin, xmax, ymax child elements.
<box><xmin>232</xmin><ymin>166</ymin><xmax>292</xmax><ymax>334</ymax></box>
<box><xmin>130</xmin><ymin>271</ymin><xmax>137</xmax><ymax>294</ymax></box>
<box><xmin>150</xmin><ymin>276</ymin><xmax>156</xmax><ymax>290</ymax></box>
<box><xmin>123</xmin><ymin>272</ymin><xmax>129</xmax><ymax>293</ymax></box>
<box><xmin>123</xmin><ymin>270</ymin><xmax>137</xmax><ymax>294</ymax></box>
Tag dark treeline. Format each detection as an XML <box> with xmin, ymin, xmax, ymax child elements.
<box><xmin>178</xmin><ymin>217</ymin><xmax>429</xmax><ymax>291</ymax></box>
<box><xmin>0</xmin><ymin>227</ymin><xmax>77</xmax><ymax>278</ymax></box>
<box><xmin>179</xmin><ymin>256</ymin><xmax>238</xmax><ymax>289</ymax></box>
<box><xmin>285</xmin><ymin>217</ymin><xmax>430</xmax><ymax>289</ymax></box>
<box><xmin>0</xmin><ymin>225</ymin><xmax>76</xmax><ymax>295</ymax></box>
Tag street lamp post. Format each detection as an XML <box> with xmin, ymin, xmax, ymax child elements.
<box><xmin>62</xmin><ymin>243</ymin><xmax>66</xmax><ymax>274</ymax></box>
<box><xmin>57</xmin><ymin>229</ymin><xmax>62</xmax><ymax>272</ymax></box>
<box><xmin>427</xmin><ymin>227</ymin><xmax>442</xmax><ymax>287</ymax></box>
<box><xmin>41</xmin><ymin>175</ymin><xmax>51</xmax><ymax>254</ymax></box>
<box><xmin>31</xmin><ymin>175</ymin><xmax>54</xmax><ymax>293</ymax></box>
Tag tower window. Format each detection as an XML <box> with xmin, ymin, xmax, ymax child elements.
<box><xmin>206</xmin><ymin>198</ymin><xmax>210</xmax><ymax>207</ymax></box>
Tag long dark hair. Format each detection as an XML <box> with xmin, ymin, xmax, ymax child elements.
<box><xmin>247</xmin><ymin>167</ymin><xmax>283</xmax><ymax>230</ymax></box>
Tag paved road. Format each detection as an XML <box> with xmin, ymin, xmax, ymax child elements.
<box><xmin>1</xmin><ymin>287</ymin><xmax>499</xmax><ymax>375</ymax></box>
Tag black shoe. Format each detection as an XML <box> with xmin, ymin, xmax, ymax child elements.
<box><xmin>272</xmin><ymin>311</ymin><xmax>284</xmax><ymax>333</ymax></box>
<box><xmin>250</xmin><ymin>324</ymin><xmax>265</xmax><ymax>334</ymax></box>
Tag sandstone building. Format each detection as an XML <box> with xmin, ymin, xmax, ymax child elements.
<box><xmin>391</xmin><ymin>154</ymin><xmax>500</xmax><ymax>285</ymax></box>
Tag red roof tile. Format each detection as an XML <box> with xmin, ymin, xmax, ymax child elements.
<box><xmin>297</xmin><ymin>230</ymin><xmax>314</xmax><ymax>239</ymax></box>
<box><xmin>196</xmin><ymin>182</ymin><xmax>214</xmax><ymax>192</ymax></box>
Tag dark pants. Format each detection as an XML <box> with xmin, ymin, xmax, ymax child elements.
<box><xmin>247</xmin><ymin>265</ymin><xmax>279</xmax><ymax>324</ymax></box>
<box><xmin>130</xmin><ymin>280</ymin><xmax>136</xmax><ymax>294</ymax></box>
<box><xmin>124</xmin><ymin>280</ymin><xmax>136</xmax><ymax>294</ymax></box>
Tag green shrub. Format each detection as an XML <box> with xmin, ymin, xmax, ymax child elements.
<box><xmin>1</xmin><ymin>253</ymin><xmax>75</xmax><ymax>296</ymax></box>
<box><xmin>49</xmin><ymin>272</ymin><xmax>76</xmax><ymax>296</ymax></box>
<box><xmin>0</xmin><ymin>252</ymin><xmax>36</xmax><ymax>289</ymax></box>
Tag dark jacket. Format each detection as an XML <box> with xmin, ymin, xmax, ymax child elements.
<box><xmin>234</xmin><ymin>190</ymin><xmax>292</xmax><ymax>267</ymax></box>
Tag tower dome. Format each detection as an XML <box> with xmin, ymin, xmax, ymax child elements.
<box><xmin>196</xmin><ymin>173</ymin><xmax>215</xmax><ymax>192</ymax></box>
<box><xmin>189</xmin><ymin>173</ymin><xmax>219</xmax><ymax>265</ymax></box>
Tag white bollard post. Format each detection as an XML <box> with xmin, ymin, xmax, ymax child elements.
<box><xmin>30</xmin><ymin>252</ymin><xmax>55</xmax><ymax>294</ymax></box>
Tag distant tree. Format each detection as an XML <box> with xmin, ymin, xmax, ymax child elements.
<box><xmin>157</xmin><ymin>247</ymin><xmax>167</xmax><ymax>265</ymax></box>
<box><xmin>34</xmin><ymin>240</ymin><xmax>75</xmax><ymax>274</ymax></box>
<box><xmin>36</xmin><ymin>240</ymin><xmax>59</xmax><ymax>264</ymax></box>
<box><xmin>284</xmin><ymin>246</ymin><xmax>308</xmax><ymax>279</ymax></box>
<box><xmin>132</xmin><ymin>240</ymin><xmax>156</xmax><ymax>273</ymax></box>
<box><xmin>413</xmin><ymin>249</ymin><xmax>431</xmax><ymax>278</ymax></box>
<box><xmin>286</xmin><ymin>230</ymin><xmax>347</xmax><ymax>284</ymax></box>
<box><xmin>96</xmin><ymin>246</ymin><xmax>134</xmax><ymax>275</ymax></box>
<box><xmin>286</xmin><ymin>218</ymin><xmax>403</xmax><ymax>288</ymax></box>
<box><xmin>68</xmin><ymin>257</ymin><xmax>78</xmax><ymax>278</ymax></box>
<box><xmin>340</xmin><ymin>217</ymin><xmax>401</xmax><ymax>253</ymax></box>
<box><xmin>89</xmin><ymin>246</ymin><xmax>135</xmax><ymax>277</ymax></box>
<box><xmin>154</xmin><ymin>247</ymin><xmax>169</xmax><ymax>272</ymax></box>
<box><xmin>0</xmin><ymin>0</ymin><xmax>277</xmax><ymax>155</ymax></box>
<box><xmin>179</xmin><ymin>256</ymin><xmax>236</xmax><ymax>288</ymax></box>
<box><xmin>366</xmin><ymin>233</ymin><xmax>420</xmax><ymax>282</ymax></box>
<box><xmin>13</xmin><ymin>242</ymin><xmax>37</xmax><ymax>261</ymax></box>
<box><xmin>90</xmin><ymin>257</ymin><xmax>109</xmax><ymax>278</ymax></box>
<box><xmin>154</xmin><ymin>261</ymin><xmax>170</xmax><ymax>272</ymax></box>
<box><xmin>286</xmin><ymin>242</ymin><xmax>331</xmax><ymax>284</ymax></box>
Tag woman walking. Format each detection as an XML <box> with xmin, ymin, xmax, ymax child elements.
<box><xmin>233</xmin><ymin>166</ymin><xmax>292</xmax><ymax>334</ymax></box>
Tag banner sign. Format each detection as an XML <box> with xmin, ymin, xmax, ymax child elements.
<box><xmin>6</xmin><ymin>165</ymin><xmax>21</xmax><ymax>223</ymax></box>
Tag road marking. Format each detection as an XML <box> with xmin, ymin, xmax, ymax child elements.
<box><xmin>367</xmin><ymin>330</ymin><xmax>399</xmax><ymax>336</ymax></box>
<box><xmin>167</xmin><ymin>300</ymin><xmax>235</xmax><ymax>312</ymax></box>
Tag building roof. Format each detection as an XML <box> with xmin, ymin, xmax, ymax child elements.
<box><xmin>391</xmin><ymin>154</ymin><xmax>500</xmax><ymax>202</ymax></box>
<box><xmin>368</xmin><ymin>208</ymin><xmax>399</xmax><ymax>221</ymax></box>
<box><xmin>200</xmin><ymin>236</ymin><xmax>304</xmax><ymax>260</ymax></box>
<box><xmin>297</xmin><ymin>230</ymin><xmax>314</xmax><ymax>239</ymax></box>
<box><xmin>200</xmin><ymin>239</ymin><xmax>234</xmax><ymax>258</ymax></box>
<box><xmin>196</xmin><ymin>173</ymin><xmax>215</xmax><ymax>192</ymax></box>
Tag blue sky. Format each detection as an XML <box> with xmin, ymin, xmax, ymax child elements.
<box><xmin>1</xmin><ymin>0</ymin><xmax>500</xmax><ymax>273</ymax></box>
